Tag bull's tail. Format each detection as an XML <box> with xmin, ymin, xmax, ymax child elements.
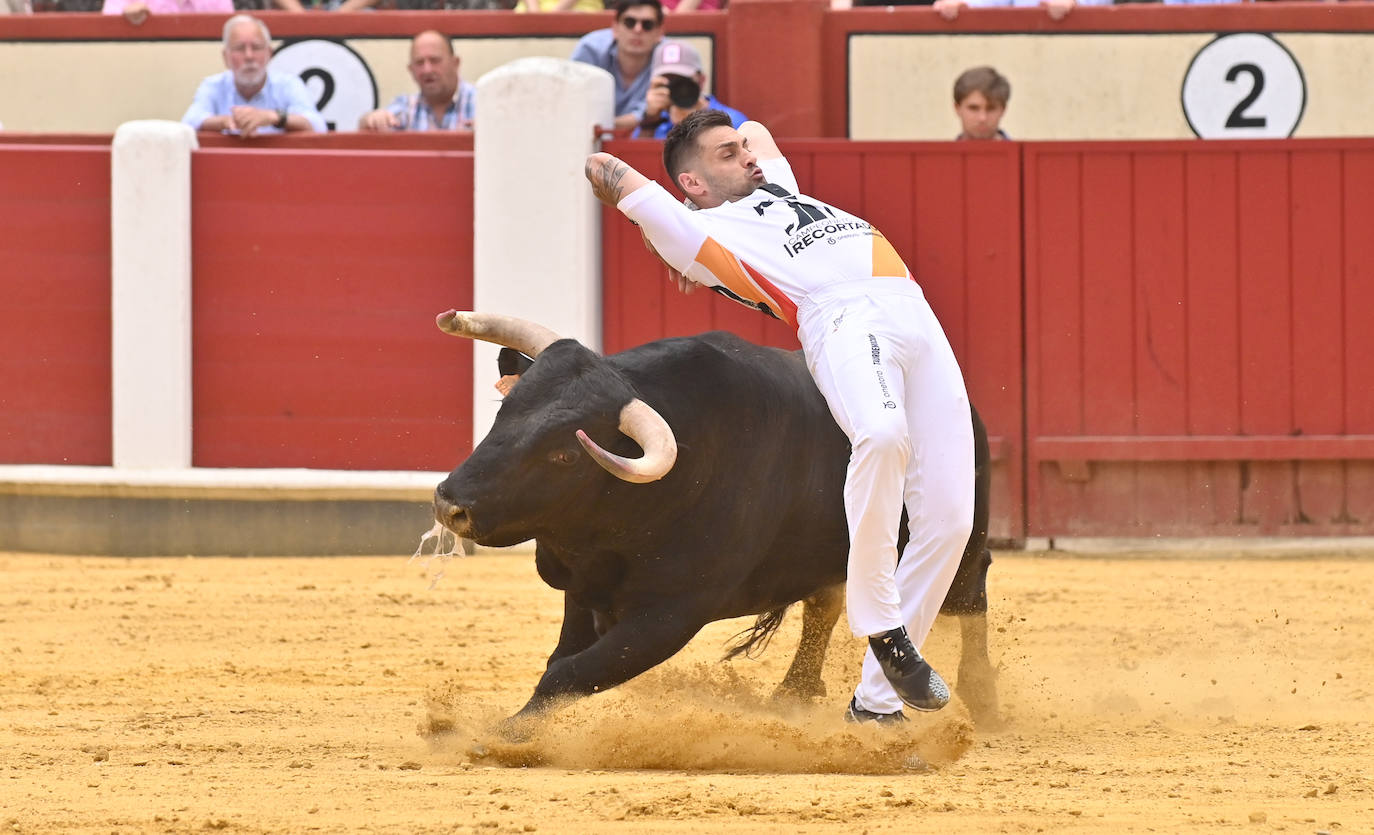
<box><xmin>722</xmin><ymin>604</ymin><xmax>790</xmax><ymax>661</ymax></box>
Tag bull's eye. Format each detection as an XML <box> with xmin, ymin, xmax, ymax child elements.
<box><xmin>549</xmin><ymin>448</ymin><xmax>580</xmax><ymax>466</ymax></box>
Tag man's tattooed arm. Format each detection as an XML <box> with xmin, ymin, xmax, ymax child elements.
<box><xmin>585</xmin><ymin>152</ymin><xmax>646</xmax><ymax>207</ymax></box>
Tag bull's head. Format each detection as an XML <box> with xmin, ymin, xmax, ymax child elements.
<box><xmin>432</xmin><ymin>311</ymin><xmax>678</xmax><ymax>545</ymax></box>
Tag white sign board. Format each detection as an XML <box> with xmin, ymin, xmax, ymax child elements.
<box><xmin>270</xmin><ymin>39</ymin><xmax>379</xmax><ymax>133</ymax></box>
<box><xmin>1182</xmin><ymin>33</ymin><xmax>1306</xmax><ymax>139</ymax></box>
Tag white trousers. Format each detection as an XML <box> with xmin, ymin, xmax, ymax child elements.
<box><xmin>801</xmin><ymin>284</ymin><xmax>975</xmax><ymax>715</ymax></box>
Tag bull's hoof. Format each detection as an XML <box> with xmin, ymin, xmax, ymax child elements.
<box><xmin>494</xmin><ymin>713</ymin><xmax>541</xmax><ymax>743</ymax></box>
<box><xmin>772</xmin><ymin>677</ymin><xmax>827</xmax><ymax>704</ymax></box>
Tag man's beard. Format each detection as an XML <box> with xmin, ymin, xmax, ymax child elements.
<box><xmin>234</xmin><ymin>65</ymin><xmax>266</xmax><ymax>89</ymax></box>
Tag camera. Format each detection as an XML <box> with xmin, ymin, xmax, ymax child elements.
<box><xmin>665</xmin><ymin>75</ymin><xmax>701</xmax><ymax>109</ymax></box>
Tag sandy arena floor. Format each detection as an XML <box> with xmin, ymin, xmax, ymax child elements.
<box><xmin>1</xmin><ymin>548</ymin><xmax>1371</xmax><ymax>834</ymax></box>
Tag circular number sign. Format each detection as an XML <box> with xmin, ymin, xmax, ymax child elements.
<box><xmin>1182</xmin><ymin>33</ymin><xmax>1305</xmax><ymax>139</ymax></box>
<box><xmin>270</xmin><ymin>39</ymin><xmax>379</xmax><ymax>133</ymax></box>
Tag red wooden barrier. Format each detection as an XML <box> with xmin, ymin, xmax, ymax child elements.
<box><xmin>190</xmin><ymin>147</ymin><xmax>475</xmax><ymax>471</ymax></box>
<box><xmin>601</xmin><ymin>139</ymin><xmax>1025</xmax><ymax>540</ymax></box>
<box><xmin>0</xmin><ymin>144</ymin><xmax>112</xmax><ymax>465</ymax></box>
<box><xmin>1024</xmin><ymin>139</ymin><xmax>1374</xmax><ymax>536</ymax></box>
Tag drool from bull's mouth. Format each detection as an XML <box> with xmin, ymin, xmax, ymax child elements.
<box><xmin>409</xmin><ymin>521</ymin><xmax>463</xmax><ymax>590</ymax></box>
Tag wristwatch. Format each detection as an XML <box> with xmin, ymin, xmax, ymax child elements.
<box><xmin>274</xmin><ymin>109</ymin><xmax>288</xmax><ymax>129</ymax></box>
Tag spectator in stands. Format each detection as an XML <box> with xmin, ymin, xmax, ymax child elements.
<box><xmin>358</xmin><ymin>32</ymin><xmax>476</xmax><ymax>132</ymax></box>
<box><xmin>516</xmin><ymin>0</ymin><xmax>603</xmax><ymax>11</ymax></box>
<box><xmin>662</xmin><ymin>0</ymin><xmax>722</xmax><ymax>11</ymax></box>
<box><xmin>101</xmin><ymin>0</ymin><xmax>230</xmax><ymax>26</ymax></box>
<box><xmin>953</xmin><ymin>66</ymin><xmax>1010</xmax><ymax>141</ymax></box>
<box><xmin>933</xmin><ymin>0</ymin><xmax>1109</xmax><ymax>21</ymax></box>
<box><xmin>1</xmin><ymin>0</ymin><xmax>32</xmax><ymax>12</ymax></box>
<box><xmin>634</xmin><ymin>42</ymin><xmax>745</xmax><ymax>139</ymax></box>
<box><xmin>182</xmin><ymin>15</ymin><xmax>327</xmax><ymax>137</ymax></box>
<box><xmin>571</xmin><ymin>0</ymin><xmax>666</xmax><ymax>132</ymax></box>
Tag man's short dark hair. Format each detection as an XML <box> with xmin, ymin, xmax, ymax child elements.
<box><xmin>613</xmin><ymin>0</ymin><xmax>663</xmax><ymax>23</ymax></box>
<box><xmin>662</xmin><ymin>108</ymin><xmax>732</xmax><ymax>195</ymax></box>
<box><xmin>953</xmin><ymin>66</ymin><xmax>1011</xmax><ymax>108</ymax></box>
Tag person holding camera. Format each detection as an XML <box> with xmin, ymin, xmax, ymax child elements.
<box><xmin>633</xmin><ymin>41</ymin><xmax>746</xmax><ymax>140</ymax></box>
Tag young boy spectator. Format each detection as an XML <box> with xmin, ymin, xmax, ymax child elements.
<box><xmin>953</xmin><ymin>66</ymin><xmax>1010</xmax><ymax>141</ymax></box>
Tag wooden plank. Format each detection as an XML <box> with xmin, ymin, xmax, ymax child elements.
<box><xmin>1236</xmin><ymin>151</ymin><xmax>1295</xmax><ymax>527</ymax></box>
<box><xmin>911</xmin><ymin>152</ymin><xmax>964</xmax><ymax>350</ymax></box>
<box><xmin>1182</xmin><ymin>151</ymin><xmax>1244</xmax><ymax>531</ymax></box>
<box><xmin>1078</xmin><ymin>151</ymin><xmax>1138</xmax><ymax>527</ymax></box>
<box><xmin>1344</xmin><ymin>149</ymin><xmax>1374</xmax><ymax>528</ymax></box>
<box><xmin>1024</xmin><ymin>148</ymin><xmax>1085</xmax><ymax>534</ymax></box>
<box><xmin>1289</xmin><ymin>149</ymin><xmax>1347</xmax><ymax>525</ymax></box>
<box><xmin>1131</xmin><ymin>151</ymin><xmax>1190</xmax><ymax>530</ymax></box>
<box><xmin>1033</xmin><ymin>435</ymin><xmax>1374</xmax><ymax>460</ymax></box>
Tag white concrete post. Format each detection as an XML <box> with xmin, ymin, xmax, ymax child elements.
<box><xmin>472</xmin><ymin>57</ymin><xmax>614</xmax><ymax>447</ymax></box>
<box><xmin>110</xmin><ymin>120</ymin><xmax>198</xmax><ymax>469</ymax></box>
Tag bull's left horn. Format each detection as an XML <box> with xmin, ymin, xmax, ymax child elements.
<box><xmin>435</xmin><ymin>310</ymin><xmax>561</xmax><ymax>358</ymax></box>
<box><xmin>576</xmin><ymin>399</ymin><xmax>677</xmax><ymax>484</ymax></box>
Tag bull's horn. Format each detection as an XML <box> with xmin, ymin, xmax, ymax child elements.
<box><xmin>576</xmin><ymin>399</ymin><xmax>678</xmax><ymax>484</ymax></box>
<box><xmin>435</xmin><ymin>310</ymin><xmax>561</xmax><ymax>358</ymax></box>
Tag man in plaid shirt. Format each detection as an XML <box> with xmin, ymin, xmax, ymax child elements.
<box><xmin>359</xmin><ymin>31</ymin><xmax>476</xmax><ymax>132</ymax></box>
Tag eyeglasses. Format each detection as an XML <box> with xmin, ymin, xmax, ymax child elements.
<box><xmin>619</xmin><ymin>16</ymin><xmax>657</xmax><ymax>31</ymax></box>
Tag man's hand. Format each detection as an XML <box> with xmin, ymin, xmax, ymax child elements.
<box><xmin>1043</xmin><ymin>0</ymin><xmax>1074</xmax><ymax>20</ymax></box>
<box><xmin>121</xmin><ymin>1</ymin><xmax>149</xmax><ymax>24</ymax></box>
<box><xmin>933</xmin><ymin>0</ymin><xmax>965</xmax><ymax>19</ymax></box>
<box><xmin>358</xmin><ymin>109</ymin><xmax>400</xmax><ymax>132</ymax></box>
<box><xmin>230</xmin><ymin>106</ymin><xmax>279</xmax><ymax>138</ymax></box>
<box><xmin>644</xmin><ymin>76</ymin><xmax>671</xmax><ymax>123</ymax></box>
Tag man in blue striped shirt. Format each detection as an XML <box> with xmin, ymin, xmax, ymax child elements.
<box><xmin>359</xmin><ymin>31</ymin><xmax>476</xmax><ymax>132</ymax></box>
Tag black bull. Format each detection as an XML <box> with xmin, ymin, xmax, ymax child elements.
<box><xmin>432</xmin><ymin>312</ymin><xmax>999</xmax><ymax>727</ymax></box>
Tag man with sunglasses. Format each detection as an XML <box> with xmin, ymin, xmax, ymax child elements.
<box><xmin>571</xmin><ymin>0</ymin><xmax>666</xmax><ymax>132</ymax></box>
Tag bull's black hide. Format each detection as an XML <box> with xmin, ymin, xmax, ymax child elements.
<box><xmin>435</xmin><ymin>331</ymin><xmax>996</xmax><ymax>726</ymax></box>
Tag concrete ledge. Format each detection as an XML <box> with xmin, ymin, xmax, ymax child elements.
<box><xmin>1022</xmin><ymin>536</ymin><xmax>1374</xmax><ymax>557</ymax></box>
<box><xmin>0</xmin><ymin>465</ymin><xmax>448</xmax><ymax>502</ymax></box>
<box><xmin>0</xmin><ymin>466</ymin><xmax>460</xmax><ymax>557</ymax></box>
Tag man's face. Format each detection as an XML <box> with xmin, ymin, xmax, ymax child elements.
<box><xmin>681</xmin><ymin>125</ymin><xmax>764</xmax><ymax>209</ymax></box>
<box><xmin>613</xmin><ymin>4</ymin><xmax>663</xmax><ymax>59</ymax></box>
<box><xmin>955</xmin><ymin>90</ymin><xmax>1006</xmax><ymax>140</ymax></box>
<box><xmin>408</xmin><ymin>33</ymin><xmax>460</xmax><ymax>102</ymax></box>
<box><xmin>223</xmin><ymin>21</ymin><xmax>271</xmax><ymax>90</ymax></box>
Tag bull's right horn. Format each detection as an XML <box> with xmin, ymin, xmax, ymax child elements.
<box><xmin>435</xmin><ymin>311</ymin><xmax>562</xmax><ymax>358</ymax></box>
<box><xmin>576</xmin><ymin>399</ymin><xmax>678</xmax><ymax>484</ymax></box>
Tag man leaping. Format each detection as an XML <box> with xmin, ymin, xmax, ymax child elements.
<box><xmin>584</xmin><ymin>110</ymin><xmax>976</xmax><ymax>722</ymax></box>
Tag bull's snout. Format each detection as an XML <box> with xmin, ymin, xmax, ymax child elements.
<box><xmin>433</xmin><ymin>485</ymin><xmax>474</xmax><ymax>536</ymax></box>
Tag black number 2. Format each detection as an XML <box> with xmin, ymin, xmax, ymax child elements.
<box><xmin>300</xmin><ymin>68</ymin><xmax>337</xmax><ymax>131</ymax></box>
<box><xmin>1224</xmin><ymin>63</ymin><xmax>1266</xmax><ymax>129</ymax></box>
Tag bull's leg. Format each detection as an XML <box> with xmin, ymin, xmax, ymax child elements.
<box><xmin>773</xmin><ymin>583</ymin><xmax>844</xmax><ymax>702</ymax></box>
<box><xmin>507</xmin><ymin>603</ymin><xmax>710</xmax><ymax>728</ymax></box>
<box><xmin>545</xmin><ymin>593</ymin><xmax>600</xmax><ymax>668</ymax></box>
<box><xmin>938</xmin><ymin>404</ymin><xmax>1000</xmax><ymax>726</ymax></box>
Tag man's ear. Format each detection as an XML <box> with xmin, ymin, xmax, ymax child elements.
<box><xmin>678</xmin><ymin>170</ymin><xmax>707</xmax><ymax>200</ymax></box>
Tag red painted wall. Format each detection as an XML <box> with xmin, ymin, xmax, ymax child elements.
<box><xmin>0</xmin><ymin>144</ymin><xmax>111</xmax><ymax>465</ymax></box>
<box><xmin>601</xmin><ymin>139</ymin><xmax>1025</xmax><ymax>540</ymax></box>
<box><xmin>1024</xmin><ymin>139</ymin><xmax>1374</xmax><ymax>536</ymax></box>
<box><xmin>190</xmin><ymin>148</ymin><xmax>475</xmax><ymax>470</ymax></box>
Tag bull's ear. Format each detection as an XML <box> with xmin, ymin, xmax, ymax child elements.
<box><xmin>497</xmin><ymin>347</ymin><xmax>535</xmax><ymax>377</ymax></box>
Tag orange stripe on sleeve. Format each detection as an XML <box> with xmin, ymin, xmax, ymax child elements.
<box><xmin>872</xmin><ymin>231</ymin><xmax>909</xmax><ymax>279</ymax></box>
<box><xmin>693</xmin><ymin>236</ymin><xmax>793</xmax><ymax>324</ymax></box>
